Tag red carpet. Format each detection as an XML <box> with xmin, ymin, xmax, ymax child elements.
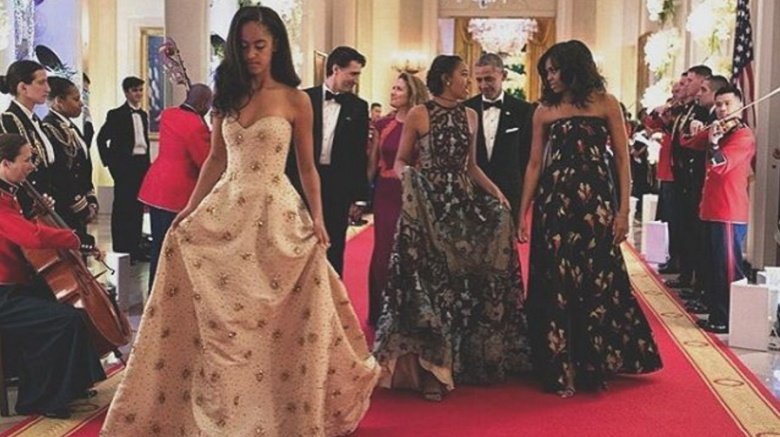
<box><xmin>343</xmin><ymin>227</ymin><xmax>777</xmax><ymax>437</ymax></box>
<box><xmin>11</xmin><ymin>227</ymin><xmax>778</xmax><ymax>436</ymax></box>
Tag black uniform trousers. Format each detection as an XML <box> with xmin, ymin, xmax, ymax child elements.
<box><xmin>0</xmin><ymin>282</ymin><xmax>105</xmax><ymax>414</ymax></box>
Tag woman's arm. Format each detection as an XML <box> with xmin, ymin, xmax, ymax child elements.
<box><xmin>292</xmin><ymin>90</ymin><xmax>329</xmax><ymax>246</ymax></box>
<box><xmin>603</xmin><ymin>94</ymin><xmax>632</xmax><ymax>244</ymax></box>
<box><xmin>464</xmin><ymin>108</ymin><xmax>509</xmax><ymax>207</ymax></box>
<box><xmin>517</xmin><ymin>106</ymin><xmax>546</xmax><ymax>242</ymax></box>
<box><xmin>366</xmin><ymin>122</ymin><xmax>380</xmax><ymax>182</ymax></box>
<box><xmin>172</xmin><ymin>113</ymin><xmax>228</xmax><ymax>226</ymax></box>
<box><xmin>393</xmin><ymin>105</ymin><xmax>425</xmax><ymax>178</ymax></box>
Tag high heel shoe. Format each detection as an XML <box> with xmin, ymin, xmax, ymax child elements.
<box><xmin>557</xmin><ymin>387</ymin><xmax>576</xmax><ymax>398</ymax></box>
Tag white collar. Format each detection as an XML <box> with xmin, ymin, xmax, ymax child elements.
<box><xmin>49</xmin><ymin>109</ymin><xmax>71</xmax><ymax>124</ymax></box>
<box><xmin>12</xmin><ymin>99</ymin><xmax>37</xmax><ymax>121</ymax></box>
<box><xmin>128</xmin><ymin>102</ymin><xmax>142</xmax><ymax>111</ymax></box>
<box><xmin>482</xmin><ymin>91</ymin><xmax>505</xmax><ymax>104</ymax></box>
<box><xmin>323</xmin><ymin>84</ymin><xmax>339</xmax><ymax>98</ymax></box>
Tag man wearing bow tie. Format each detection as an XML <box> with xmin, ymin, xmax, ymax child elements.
<box><xmin>96</xmin><ymin>76</ymin><xmax>151</xmax><ymax>262</ymax></box>
<box><xmin>286</xmin><ymin>46</ymin><xmax>369</xmax><ymax>276</ymax></box>
<box><xmin>465</xmin><ymin>53</ymin><xmax>534</xmax><ymax>223</ymax></box>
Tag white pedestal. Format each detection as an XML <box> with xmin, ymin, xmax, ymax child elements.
<box><xmin>641</xmin><ymin>193</ymin><xmax>659</xmax><ymax>225</ymax></box>
<box><xmin>106</xmin><ymin>252</ymin><xmax>140</xmax><ymax>311</ymax></box>
<box><xmin>642</xmin><ymin>220</ymin><xmax>668</xmax><ymax>264</ymax></box>
<box><xmin>729</xmin><ymin>278</ymin><xmax>777</xmax><ymax>351</ymax></box>
<box><xmin>629</xmin><ymin>196</ymin><xmax>638</xmax><ymax>246</ymax></box>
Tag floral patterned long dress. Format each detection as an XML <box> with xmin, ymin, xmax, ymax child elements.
<box><xmin>373</xmin><ymin>101</ymin><xmax>527</xmax><ymax>391</ymax></box>
<box><xmin>527</xmin><ymin>116</ymin><xmax>663</xmax><ymax>393</ymax></box>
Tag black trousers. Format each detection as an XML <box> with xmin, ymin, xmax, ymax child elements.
<box><xmin>703</xmin><ymin>222</ymin><xmax>747</xmax><ymax>325</ymax></box>
<box><xmin>109</xmin><ymin>156</ymin><xmax>149</xmax><ymax>255</ymax></box>
<box><xmin>148</xmin><ymin>207</ymin><xmax>178</xmax><ymax>290</ymax></box>
<box><xmin>656</xmin><ymin>181</ymin><xmax>680</xmax><ymax>264</ymax></box>
<box><xmin>320</xmin><ymin>166</ymin><xmax>351</xmax><ymax>277</ymax></box>
<box><xmin>0</xmin><ymin>282</ymin><xmax>105</xmax><ymax>414</ymax></box>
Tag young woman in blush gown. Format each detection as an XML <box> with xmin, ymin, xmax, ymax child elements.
<box><xmin>101</xmin><ymin>6</ymin><xmax>379</xmax><ymax>436</ymax></box>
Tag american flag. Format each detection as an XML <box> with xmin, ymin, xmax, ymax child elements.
<box><xmin>731</xmin><ymin>0</ymin><xmax>755</xmax><ymax>126</ymax></box>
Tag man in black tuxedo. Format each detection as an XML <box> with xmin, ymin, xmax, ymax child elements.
<box><xmin>465</xmin><ymin>53</ymin><xmax>533</xmax><ymax>223</ymax></box>
<box><xmin>286</xmin><ymin>46</ymin><xmax>369</xmax><ymax>276</ymax></box>
<box><xmin>96</xmin><ymin>76</ymin><xmax>150</xmax><ymax>261</ymax></box>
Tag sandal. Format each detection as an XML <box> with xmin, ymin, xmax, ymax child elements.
<box><xmin>557</xmin><ymin>387</ymin><xmax>576</xmax><ymax>398</ymax></box>
<box><xmin>421</xmin><ymin>373</ymin><xmax>444</xmax><ymax>402</ymax></box>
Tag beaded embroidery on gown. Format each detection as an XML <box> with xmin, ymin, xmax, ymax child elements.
<box><xmin>102</xmin><ymin>116</ymin><xmax>380</xmax><ymax>437</ymax></box>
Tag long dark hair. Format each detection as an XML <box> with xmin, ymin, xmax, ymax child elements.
<box><xmin>426</xmin><ymin>55</ymin><xmax>462</xmax><ymax>97</ymax></box>
<box><xmin>213</xmin><ymin>6</ymin><xmax>300</xmax><ymax>115</ymax></box>
<box><xmin>0</xmin><ymin>60</ymin><xmax>45</xmax><ymax>97</ymax></box>
<box><xmin>0</xmin><ymin>134</ymin><xmax>29</xmax><ymax>163</ymax></box>
<box><xmin>538</xmin><ymin>40</ymin><xmax>606</xmax><ymax>108</ymax></box>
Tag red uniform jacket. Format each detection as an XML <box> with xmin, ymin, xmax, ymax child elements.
<box><xmin>138</xmin><ymin>106</ymin><xmax>210</xmax><ymax>212</ymax></box>
<box><xmin>0</xmin><ymin>184</ymin><xmax>80</xmax><ymax>284</ymax></box>
<box><xmin>642</xmin><ymin>114</ymin><xmax>673</xmax><ymax>182</ymax></box>
<box><xmin>699</xmin><ymin>127</ymin><xmax>755</xmax><ymax>223</ymax></box>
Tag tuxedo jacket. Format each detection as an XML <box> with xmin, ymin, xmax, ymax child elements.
<box><xmin>96</xmin><ymin>102</ymin><xmax>151</xmax><ymax>169</ymax></box>
<box><xmin>0</xmin><ymin>102</ymin><xmax>56</xmax><ymax>213</ymax></box>
<box><xmin>285</xmin><ymin>85</ymin><xmax>369</xmax><ymax>204</ymax></box>
<box><xmin>41</xmin><ymin>112</ymin><xmax>97</xmax><ymax>225</ymax></box>
<box><xmin>464</xmin><ymin>94</ymin><xmax>533</xmax><ymax>220</ymax></box>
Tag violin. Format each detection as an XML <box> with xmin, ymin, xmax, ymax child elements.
<box><xmin>19</xmin><ymin>180</ymin><xmax>132</xmax><ymax>358</ymax></box>
<box><xmin>712</xmin><ymin>116</ymin><xmax>745</xmax><ymax>135</ymax></box>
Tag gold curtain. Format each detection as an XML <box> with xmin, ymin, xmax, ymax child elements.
<box><xmin>454</xmin><ymin>17</ymin><xmax>483</xmax><ymax>96</ymax></box>
<box><xmin>526</xmin><ymin>17</ymin><xmax>556</xmax><ymax>103</ymax></box>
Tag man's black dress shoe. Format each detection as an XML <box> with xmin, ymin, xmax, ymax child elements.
<box><xmin>685</xmin><ymin>301</ymin><xmax>708</xmax><ymax>314</ymax></box>
<box><xmin>677</xmin><ymin>288</ymin><xmax>700</xmax><ymax>300</ymax></box>
<box><xmin>665</xmin><ymin>277</ymin><xmax>692</xmax><ymax>289</ymax></box>
<box><xmin>658</xmin><ymin>262</ymin><xmax>680</xmax><ymax>274</ymax></box>
<box><xmin>697</xmin><ymin>319</ymin><xmax>728</xmax><ymax>334</ymax></box>
<box><xmin>42</xmin><ymin>408</ymin><xmax>72</xmax><ymax>419</ymax></box>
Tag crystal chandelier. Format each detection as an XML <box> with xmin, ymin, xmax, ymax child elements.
<box><xmin>468</xmin><ymin>18</ymin><xmax>538</xmax><ymax>54</ymax></box>
<box><xmin>458</xmin><ymin>0</ymin><xmax>508</xmax><ymax>9</ymax></box>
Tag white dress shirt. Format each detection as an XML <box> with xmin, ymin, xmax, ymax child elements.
<box><xmin>319</xmin><ymin>85</ymin><xmax>342</xmax><ymax>165</ymax></box>
<box><xmin>129</xmin><ymin>104</ymin><xmax>148</xmax><ymax>156</ymax></box>
<box><xmin>481</xmin><ymin>91</ymin><xmax>504</xmax><ymax>161</ymax></box>
<box><xmin>12</xmin><ymin>100</ymin><xmax>55</xmax><ymax>165</ymax></box>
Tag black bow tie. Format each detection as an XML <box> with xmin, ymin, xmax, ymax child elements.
<box><xmin>482</xmin><ymin>100</ymin><xmax>503</xmax><ymax>110</ymax></box>
<box><xmin>130</xmin><ymin>108</ymin><xmax>144</xmax><ymax>115</ymax></box>
<box><xmin>325</xmin><ymin>91</ymin><xmax>347</xmax><ymax>105</ymax></box>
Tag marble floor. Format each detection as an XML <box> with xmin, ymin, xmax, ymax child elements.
<box><xmin>1</xmin><ymin>214</ymin><xmax>779</xmax><ymax>433</ymax></box>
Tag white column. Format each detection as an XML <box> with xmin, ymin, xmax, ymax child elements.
<box><xmin>749</xmin><ymin>0</ymin><xmax>780</xmax><ymax>268</ymax></box>
<box><xmin>165</xmin><ymin>0</ymin><xmax>209</xmax><ymax>105</ymax></box>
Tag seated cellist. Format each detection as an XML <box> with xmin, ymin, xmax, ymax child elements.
<box><xmin>0</xmin><ymin>133</ymin><xmax>105</xmax><ymax>419</ymax></box>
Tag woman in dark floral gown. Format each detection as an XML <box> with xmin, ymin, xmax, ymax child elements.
<box><xmin>517</xmin><ymin>40</ymin><xmax>662</xmax><ymax>397</ymax></box>
<box><xmin>373</xmin><ymin>55</ymin><xmax>527</xmax><ymax>402</ymax></box>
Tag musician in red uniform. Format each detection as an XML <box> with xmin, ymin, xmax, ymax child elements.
<box><xmin>137</xmin><ymin>83</ymin><xmax>212</xmax><ymax>290</ymax></box>
<box><xmin>697</xmin><ymin>86</ymin><xmax>756</xmax><ymax>333</ymax></box>
<box><xmin>0</xmin><ymin>134</ymin><xmax>105</xmax><ymax>419</ymax></box>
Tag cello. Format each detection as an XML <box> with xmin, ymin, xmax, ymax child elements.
<box><xmin>19</xmin><ymin>180</ymin><xmax>132</xmax><ymax>358</ymax></box>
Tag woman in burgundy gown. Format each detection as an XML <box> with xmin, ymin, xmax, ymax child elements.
<box><xmin>367</xmin><ymin>72</ymin><xmax>429</xmax><ymax>327</ymax></box>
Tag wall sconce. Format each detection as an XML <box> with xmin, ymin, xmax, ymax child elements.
<box><xmin>391</xmin><ymin>52</ymin><xmax>428</xmax><ymax>75</ymax></box>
